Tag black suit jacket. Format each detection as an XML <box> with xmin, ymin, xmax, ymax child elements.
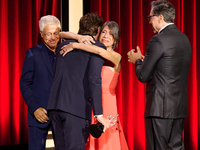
<box><xmin>47</xmin><ymin>39</ymin><xmax>106</xmax><ymax>120</ymax></box>
<box><xmin>135</xmin><ymin>24</ymin><xmax>192</xmax><ymax>118</ymax></box>
<box><xmin>20</xmin><ymin>42</ymin><xmax>53</xmax><ymax>128</ymax></box>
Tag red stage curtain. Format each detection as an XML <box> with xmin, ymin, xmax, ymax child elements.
<box><xmin>90</xmin><ymin>0</ymin><xmax>199</xmax><ymax>149</ymax></box>
<box><xmin>0</xmin><ymin>0</ymin><xmax>199</xmax><ymax>149</ymax></box>
<box><xmin>0</xmin><ymin>0</ymin><xmax>61</xmax><ymax>145</ymax></box>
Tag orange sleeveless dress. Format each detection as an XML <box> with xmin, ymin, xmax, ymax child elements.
<box><xmin>85</xmin><ymin>66</ymin><xmax>129</xmax><ymax>150</ymax></box>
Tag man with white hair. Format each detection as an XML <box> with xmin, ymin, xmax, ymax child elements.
<box><xmin>20</xmin><ymin>15</ymin><xmax>61</xmax><ymax>150</ymax></box>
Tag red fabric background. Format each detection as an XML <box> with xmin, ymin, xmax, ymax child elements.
<box><xmin>90</xmin><ymin>0</ymin><xmax>199</xmax><ymax>149</ymax></box>
<box><xmin>0</xmin><ymin>0</ymin><xmax>61</xmax><ymax>145</ymax></box>
<box><xmin>0</xmin><ymin>0</ymin><xmax>199</xmax><ymax>149</ymax></box>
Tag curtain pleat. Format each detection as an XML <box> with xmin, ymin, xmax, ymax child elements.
<box><xmin>0</xmin><ymin>0</ymin><xmax>199</xmax><ymax>149</ymax></box>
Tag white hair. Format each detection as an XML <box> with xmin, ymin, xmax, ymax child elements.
<box><xmin>39</xmin><ymin>15</ymin><xmax>61</xmax><ymax>32</ymax></box>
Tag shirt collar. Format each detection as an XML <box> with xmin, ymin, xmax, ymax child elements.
<box><xmin>158</xmin><ymin>23</ymin><xmax>174</xmax><ymax>33</ymax></box>
<box><xmin>43</xmin><ymin>42</ymin><xmax>55</xmax><ymax>56</ymax></box>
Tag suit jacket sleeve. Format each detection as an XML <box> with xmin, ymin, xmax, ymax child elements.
<box><xmin>88</xmin><ymin>44</ymin><xmax>106</xmax><ymax>116</ymax></box>
<box><xmin>135</xmin><ymin>36</ymin><xmax>163</xmax><ymax>83</ymax></box>
<box><xmin>20</xmin><ymin>49</ymin><xmax>40</xmax><ymax>114</ymax></box>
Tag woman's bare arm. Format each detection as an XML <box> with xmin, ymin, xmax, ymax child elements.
<box><xmin>61</xmin><ymin>43</ymin><xmax>121</xmax><ymax>68</ymax></box>
<box><xmin>59</xmin><ymin>31</ymin><xmax>95</xmax><ymax>44</ymax></box>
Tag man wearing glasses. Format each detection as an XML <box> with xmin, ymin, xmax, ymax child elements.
<box><xmin>127</xmin><ymin>0</ymin><xmax>191</xmax><ymax>149</ymax></box>
<box><xmin>20</xmin><ymin>15</ymin><xmax>61</xmax><ymax>150</ymax></box>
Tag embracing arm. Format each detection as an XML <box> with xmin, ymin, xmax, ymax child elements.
<box><xmin>59</xmin><ymin>31</ymin><xmax>94</xmax><ymax>44</ymax></box>
<box><xmin>61</xmin><ymin>43</ymin><xmax>122</xmax><ymax>68</ymax></box>
<box><xmin>59</xmin><ymin>31</ymin><xmax>79</xmax><ymax>40</ymax></box>
<box><xmin>60</xmin><ymin>31</ymin><xmax>121</xmax><ymax>66</ymax></box>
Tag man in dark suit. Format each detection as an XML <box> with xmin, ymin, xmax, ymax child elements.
<box><xmin>47</xmin><ymin>13</ymin><xmax>110</xmax><ymax>150</ymax></box>
<box><xmin>127</xmin><ymin>0</ymin><xmax>192</xmax><ymax>149</ymax></box>
<box><xmin>20</xmin><ymin>15</ymin><xmax>61</xmax><ymax>150</ymax></box>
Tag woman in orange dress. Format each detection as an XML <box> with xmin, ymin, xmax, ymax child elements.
<box><xmin>60</xmin><ymin>21</ymin><xmax>129</xmax><ymax>150</ymax></box>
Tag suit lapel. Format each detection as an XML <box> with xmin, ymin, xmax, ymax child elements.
<box><xmin>40</xmin><ymin>42</ymin><xmax>54</xmax><ymax>77</ymax></box>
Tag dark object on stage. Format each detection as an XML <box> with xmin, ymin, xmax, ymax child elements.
<box><xmin>89</xmin><ymin>122</ymin><xmax>104</xmax><ymax>138</ymax></box>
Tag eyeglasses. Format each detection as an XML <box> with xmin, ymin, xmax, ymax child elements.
<box><xmin>43</xmin><ymin>32</ymin><xmax>59</xmax><ymax>38</ymax></box>
<box><xmin>147</xmin><ymin>15</ymin><xmax>157</xmax><ymax>21</ymax></box>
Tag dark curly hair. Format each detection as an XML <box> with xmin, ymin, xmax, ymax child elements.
<box><xmin>78</xmin><ymin>13</ymin><xmax>103</xmax><ymax>36</ymax></box>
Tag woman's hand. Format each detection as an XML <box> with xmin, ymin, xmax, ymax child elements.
<box><xmin>78</xmin><ymin>35</ymin><xmax>95</xmax><ymax>44</ymax></box>
<box><xmin>60</xmin><ymin>43</ymin><xmax>74</xmax><ymax>57</ymax></box>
